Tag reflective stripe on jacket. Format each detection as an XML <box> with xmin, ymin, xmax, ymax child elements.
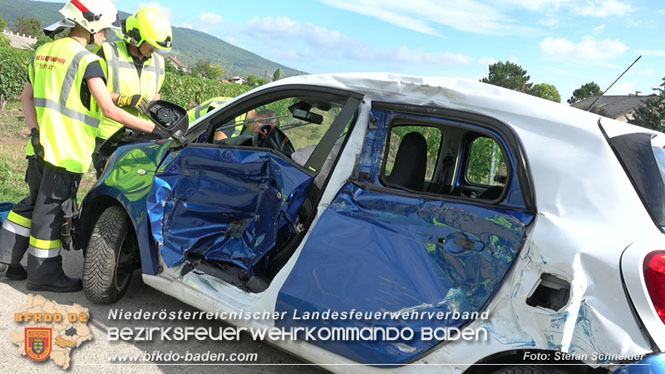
<box><xmin>96</xmin><ymin>41</ymin><xmax>165</xmax><ymax>140</ymax></box>
<box><xmin>26</xmin><ymin>38</ymin><xmax>102</xmax><ymax>173</ymax></box>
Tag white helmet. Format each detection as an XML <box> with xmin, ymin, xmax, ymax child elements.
<box><xmin>59</xmin><ymin>0</ymin><xmax>120</xmax><ymax>34</ymax></box>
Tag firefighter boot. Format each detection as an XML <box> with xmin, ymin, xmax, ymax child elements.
<box><xmin>26</xmin><ymin>255</ymin><xmax>82</xmax><ymax>292</ymax></box>
<box><xmin>5</xmin><ymin>265</ymin><xmax>28</xmax><ymax>280</ymax></box>
<box><xmin>0</xmin><ymin>213</ymin><xmax>31</xmax><ymax>280</ymax></box>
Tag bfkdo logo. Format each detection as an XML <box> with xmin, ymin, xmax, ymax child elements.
<box><xmin>10</xmin><ymin>294</ymin><xmax>92</xmax><ymax>370</ymax></box>
<box><xmin>25</xmin><ymin>328</ymin><xmax>52</xmax><ymax>362</ymax></box>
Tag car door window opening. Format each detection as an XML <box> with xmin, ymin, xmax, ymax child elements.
<box><xmin>376</xmin><ymin>111</ymin><xmax>519</xmax><ymax>208</ymax></box>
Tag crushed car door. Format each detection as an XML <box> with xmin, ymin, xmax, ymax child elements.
<box><xmin>146</xmin><ymin>92</ymin><xmax>361</xmax><ymax>278</ymax></box>
<box><xmin>276</xmin><ymin>108</ymin><xmax>535</xmax><ymax>365</ymax></box>
<box><xmin>147</xmin><ymin>147</ymin><xmax>314</xmax><ymax>277</ymax></box>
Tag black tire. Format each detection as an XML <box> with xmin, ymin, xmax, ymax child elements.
<box><xmin>83</xmin><ymin>206</ymin><xmax>140</xmax><ymax>304</ymax></box>
<box><xmin>492</xmin><ymin>366</ymin><xmax>570</xmax><ymax>374</ymax></box>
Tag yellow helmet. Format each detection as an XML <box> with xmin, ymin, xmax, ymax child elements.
<box><xmin>122</xmin><ymin>7</ymin><xmax>172</xmax><ymax>51</ymax></box>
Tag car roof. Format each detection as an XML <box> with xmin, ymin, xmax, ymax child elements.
<box><xmin>270</xmin><ymin>72</ymin><xmax>655</xmax><ymax>140</ymax></box>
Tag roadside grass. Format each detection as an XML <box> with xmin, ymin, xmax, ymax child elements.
<box><xmin>0</xmin><ymin>101</ymin><xmax>96</xmax><ymax>205</ymax></box>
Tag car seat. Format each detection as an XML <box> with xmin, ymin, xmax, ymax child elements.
<box><xmin>385</xmin><ymin>132</ymin><xmax>427</xmax><ymax>191</ymax></box>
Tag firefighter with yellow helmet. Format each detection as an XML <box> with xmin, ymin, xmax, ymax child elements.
<box><xmin>0</xmin><ymin>0</ymin><xmax>164</xmax><ymax>292</ymax></box>
<box><xmin>92</xmin><ymin>7</ymin><xmax>172</xmax><ymax>175</ymax></box>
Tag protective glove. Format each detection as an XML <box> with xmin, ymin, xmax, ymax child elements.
<box><xmin>151</xmin><ymin>126</ymin><xmax>171</xmax><ymax>139</ymax></box>
<box><xmin>30</xmin><ymin>128</ymin><xmax>44</xmax><ymax>159</ymax></box>
<box><xmin>118</xmin><ymin>94</ymin><xmax>149</xmax><ymax>113</ymax></box>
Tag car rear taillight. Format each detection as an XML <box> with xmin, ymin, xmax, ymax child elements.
<box><xmin>644</xmin><ymin>251</ymin><xmax>665</xmax><ymax>324</ymax></box>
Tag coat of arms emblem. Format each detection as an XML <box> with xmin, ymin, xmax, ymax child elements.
<box><xmin>25</xmin><ymin>328</ymin><xmax>52</xmax><ymax>362</ymax></box>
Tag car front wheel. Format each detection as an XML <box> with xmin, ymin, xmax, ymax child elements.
<box><xmin>83</xmin><ymin>205</ymin><xmax>140</xmax><ymax>304</ymax></box>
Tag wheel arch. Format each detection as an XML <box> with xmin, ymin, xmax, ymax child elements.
<box><xmin>76</xmin><ymin>188</ymin><xmax>161</xmax><ymax>275</ymax></box>
<box><xmin>76</xmin><ymin>195</ymin><xmax>125</xmax><ymax>254</ymax></box>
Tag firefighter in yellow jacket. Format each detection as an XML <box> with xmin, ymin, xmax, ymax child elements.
<box><xmin>187</xmin><ymin>97</ymin><xmax>251</xmax><ymax>141</ymax></box>
<box><xmin>91</xmin><ymin>7</ymin><xmax>171</xmax><ymax>176</ymax></box>
<box><xmin>0</xmin><ymin>0</ymin><xmax>164</xmax><ymax>292</ymax></box>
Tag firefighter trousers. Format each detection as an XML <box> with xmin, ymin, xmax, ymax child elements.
<box><xmin>0</xmin><ymin>157</ymin><xmax>81</xmax><ymax>284</ymax></box>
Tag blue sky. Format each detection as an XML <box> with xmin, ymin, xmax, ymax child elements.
<box><xmin>43</xmin><ymin>0</ymin><xmax>665</xmax><ymax>102</ymax></box>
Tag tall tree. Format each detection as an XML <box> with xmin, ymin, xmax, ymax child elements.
<box><xmin>191</xmin><ymin>60</ymin><xmax>223</xmax><ymax>80</ymax></box>
<box><xmin>190</xmin><ymin>60</ymin><xmax>204</xmax><ymax>78</ymax></box>
<box><xmin>273</xmin><ymin>68</ymin><xmax>281</xmax><ymax>81</ymax></box>
<box><xmin>629</xmin><ymin>77</ymin><xmax>665</xmax><ymax>131</ymax></box>
<box><xmin>481</xmin><ymin>61</ymin><xmax>560</xmax><ymax>102</ymax></box>
<box><xmin>165</xmin><ymin>60</ymin><xmax>187</xmax><ymax>76</ymax></box>
<box><xmin>0</xmin><ymin>13</ymin><xmax>7</xmax><ymax>30</ymax></box>
<box><xmin>527</xmin><ymin>83</ymin><xmax>561</xmax><ymax>103</ymax></box>
<box><xmin>481</xmin><ymin>61</ymin><xmax>532</xmax><ymax>92</ymax></box>
<box><xmin>206</xmin><ymin>63</ymin><xmax>223</xmax><ymax>80</ymax></box>
<box><xmin>246</xmin><ymin>74</ymin><xmax>258</xmax><ymax>87</ymax></box>
<box><xmin>14</xmin><ymin>16</ymin><xmax>42</xmax><ymax>37</ymax></box>
<box><xmin>568</xmin><ymin>82</ymin><xmax>602</xmax><ymax>104</ymax></box>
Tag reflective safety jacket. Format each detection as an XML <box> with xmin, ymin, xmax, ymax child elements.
<box><xmin>187</xmin><ymin>97</ymin><xmax>244</xmax><ymax>135</ymax></box>
<box><xmin>96</xmin><ymin>41</ymin><xmax>165</xmax><ymax>140</ymax></box>
<box><xmin>26</xmin><ymin>38</ymin><xmax>102</xmax><ymax>173</ymax></box>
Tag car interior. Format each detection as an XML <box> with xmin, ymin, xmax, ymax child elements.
<box><xmin>380</xmin><ymin>120</ymin><xmax>509</xmax><ymax>202</ymax></box>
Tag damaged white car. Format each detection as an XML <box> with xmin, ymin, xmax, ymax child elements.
<box><xmin>76</xmin><ymin>73</ymin><xmax>665</xmax><ymax>373</ymax></box>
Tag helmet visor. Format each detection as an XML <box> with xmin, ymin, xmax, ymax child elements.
<box><xmin>155</xmin><ymin>35</ymin><xmax>172</xmax><ymax>49</ymax></box>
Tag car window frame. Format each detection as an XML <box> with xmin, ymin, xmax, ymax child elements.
<box><xmin>604</xmin><ymin>127</ymin><xmax>665</xmax><ymax>231</ymax></box>
<box><xmin>379</xmin><ymin>116</ymin><xmax>514</xmax><ymax>204</ymax></box>
<box><xmin>184</xmin><ymin>85</ymin><xmax>363</xmax><ymax>145</ymax></box>
<box><xmin>379</xmin><ymin>120</ymin><xmax>444</xmax><ymax>192</ymax></box>
<box><xmin>460</xmin><ymin>132</ymin><xmax>511</xmax><ymax>189</ymax></box>
<box><xmin>366</xmin><ymin>102</ymin><xmax>536</xmax><ymax>213</ymax></box>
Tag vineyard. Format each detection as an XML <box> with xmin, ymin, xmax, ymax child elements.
<box><xmin>160</xmin><ymin>73</ymin><xmax>251</xmax><ymax>109</ymax></box>
<box><xmin>0</xmin><ymin>46</ymin><xmax>32</xmax><ymax>111</ymax></box>
<box><xmin>0</xmin><ymin>46</ymin><xmax>253</xmax><ymax>112</ymax></box>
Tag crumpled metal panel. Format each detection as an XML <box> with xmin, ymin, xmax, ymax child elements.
<box><xmin>276</xmin><ymin>182</ymin><xmax>532</xmax><ymax>365</ymax></box>
<box><xmin>147</xmin><ymin>147</ymin><xmax>313</xmax><ymax>275</ymax></box>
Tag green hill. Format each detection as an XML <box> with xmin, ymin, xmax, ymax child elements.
<box><xmin>0</xmin><ymin>0</ymin><xmax>305</xmax><ymax>78</ymax></box>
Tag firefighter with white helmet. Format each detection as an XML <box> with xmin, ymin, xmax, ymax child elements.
<box><xmin>92</xmin><ymin>7</ymin><xmax>172</xmax><ymax>175</ymax></box>
<box><xmin>0</xmin><ymin>0</ymin><xmax>166</xmax><ymax>292</ymax></box>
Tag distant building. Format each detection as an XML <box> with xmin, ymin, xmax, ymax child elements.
<box><xmin>223</xmin><ymin>76</ymin><xmax>246</xmax><ymax>85</ymax></box>
<box><xmin>3</xmin><ymin>29</ymin><xmax>36</xmax><ymax>50</ymax></box>
<box><xmin>166</xmin><ymin>56</ymin><xmax>189</xmax><ymax>73</ymax></box>
<box><xmin>572</xmin><ymin>94</ymin><xmax>654</xmax><ymax>122</ymax></box>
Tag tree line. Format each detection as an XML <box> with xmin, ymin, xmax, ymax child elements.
<box><xmin>479</xmin><ymin>59</ymin><xmax>664</xmax><ymax>131</ymax></box>
<box><xmin>2</xmin><ymin>11</ymin><xmax>664</xmax><ymax>130</ymax></box>
<box><xmin>480</xmin><ymin>60</ymin><xmax>601</xmax><ymax>104</ymax></box>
